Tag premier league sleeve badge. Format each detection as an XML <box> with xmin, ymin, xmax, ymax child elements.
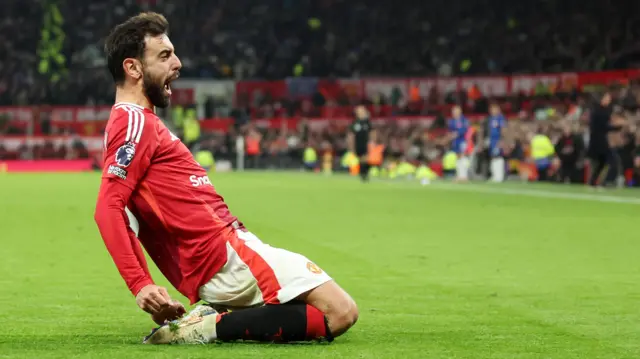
<box><xmin>115</xmin><ymin>142</ymin><xmax>136</xmax><ymax>167</ymax></box>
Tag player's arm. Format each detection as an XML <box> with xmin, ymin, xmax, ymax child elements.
<box><xmin>607</xmin><ymin>112</ymin><xmax>624</xmax><ymax>132</ymax></box>
<box><xmin>93</xmin><ymin>109</ymin><xmax>182</xmax><ymax>319</ymax></box>
<box><xmin>95</xmin><ymin>182</ymin><xmax>154</xmax><ymax>300</ymax></box>
<box><xmin>347</xmin><ymin>125</ymin><xmax>355</xmax><ymax>153</ymax></box>
<box><xmin>95</xmin><ymin>180</ymin><xmax>184</xmax><ymax>323</ymax></box>
<box><xmin>447</xmin><ymin>119</ymin><xmax>457</xmax><ymax>142</ymax></box>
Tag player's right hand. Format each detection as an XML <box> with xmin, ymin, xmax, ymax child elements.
<box><xmin>136</xmin><ymin>284</ymin><xmax>174</xmax><ymax>314</ymax></box>
<box><xmin>151</xmin><ymin>300</ymin><xmax>187</xmax><ymax>325</ymax></box>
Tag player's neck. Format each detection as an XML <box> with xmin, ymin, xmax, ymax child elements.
<box><xmin>114</xmin><ymin>87</ymin><xmax>155</xmax><ymax>112</ymax></box>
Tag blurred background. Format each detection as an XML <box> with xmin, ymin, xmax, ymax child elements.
<box><xmin>1</xmin><ymin>0</ymin><xmax>640</xmax><ymax>186</ymax></box>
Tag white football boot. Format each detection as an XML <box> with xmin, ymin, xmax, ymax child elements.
<box><xmin>143</xmin><ymin>305</ymin><xmax>218</xmax><ymax>345</ymax></box>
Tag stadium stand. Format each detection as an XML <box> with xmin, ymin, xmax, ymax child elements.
<box><xmin>1</xmin><ymin>0</ymin><xmax>640</xmax><ymax>186</ymax></box>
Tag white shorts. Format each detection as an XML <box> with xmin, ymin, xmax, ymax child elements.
<box><xmin>456</xmin><ymin>155</ymin><xmax>470</xmax><ymax>180</ymax></box>
<box><xmin>198</xmin><ymin>230</ymin><xmax>332</xmax><ymax>309</ymax></box>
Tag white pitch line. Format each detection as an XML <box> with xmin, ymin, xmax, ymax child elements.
<box><xmin>401</xmin><ymin>182</ymin><xmax>640</xmax><ymax>205</ymax></box>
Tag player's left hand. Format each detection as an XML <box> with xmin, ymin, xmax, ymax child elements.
<box><xmin>151</xmin><ymin>300</ymin><xmax>186</xmax><ymax>325</ymax></box>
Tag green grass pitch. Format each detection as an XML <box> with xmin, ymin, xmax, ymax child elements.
<box><xmin>1</xmin><ymin>172</ymin><xmax>640</xmax><ymax>358</ymax></box>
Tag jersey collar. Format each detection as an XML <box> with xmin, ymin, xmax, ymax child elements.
<box><xmin>114</xmin><ymin>102</ymin><xmax>146</xmax><ymax>110</ymax></box>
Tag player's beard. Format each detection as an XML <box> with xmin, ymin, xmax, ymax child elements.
<box><xmin>142</xmin><ymin>69</ymin><xmax>170</xmax><ymax>109</ymax></box>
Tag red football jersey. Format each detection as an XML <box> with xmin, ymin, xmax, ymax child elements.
<box><xmin>94</xmin><ymin>102</ymin><xmax>238</xmax><ymax>304</ymax></box>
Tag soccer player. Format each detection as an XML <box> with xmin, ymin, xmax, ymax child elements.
<box><xmin>347</xmin><ymin>105</ymin><xmax>374</xmax><ymax>182</ymax></box>
<box><xmin>447</xmin><ymin>105</ymin><xmax>471</xmax><ymax>181</ymax></box>
<box><xmin>94</xmin><ymin>12</ymin><xmax>358</xmax><ymax>345</ymax></box>
<box><xmin>484</xmin><ymin>104</ymin><xmax>507</xmax><ymax>182</ymax></box>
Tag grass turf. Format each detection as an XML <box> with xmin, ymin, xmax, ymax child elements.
<box><xmin>1</xmin><ymin>172</ymin><xmax>639</xmax><ymax>358</ymax></box>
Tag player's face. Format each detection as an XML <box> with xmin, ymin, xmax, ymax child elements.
<box><xmin>355</xmin><ymin>106</ymin><xmax>367</xmax><ymax>119</ymax></box>
<box><xmin>452</xmin><ymin>106</ymin><xmax>461</xmax><ymax>118</ymax></box>
<box><xmin>141</xmin><ymin>34</ymin><xmax>181</xmax><ymax>108</ymax></box>
<box><xmin>490</xmin><ymin>105</ymin><xmax>500</xmax><ymax>116</ymax></box>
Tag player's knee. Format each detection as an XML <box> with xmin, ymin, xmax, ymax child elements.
<box><xmin>326</xmin><ymin>297</ymin><xmax>358</xmax><ymax>337</ymax></box>
<box><xmin>300</xmin><ymin>280</ymin><xmax>358</xmax><ymax>337</ymax></box>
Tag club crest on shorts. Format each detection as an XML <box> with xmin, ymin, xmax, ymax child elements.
<box><xmin>307</xmin><ymin>262</ymin><xmax>323</xmax><ymax>274</ymax></box>
<box><xmin>115</xmin><ymin>142</ymin><xmax>136</xmax><ymax>167</ymax></box>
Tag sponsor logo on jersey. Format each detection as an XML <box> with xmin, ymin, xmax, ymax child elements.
<box><xmin>108</xmin><ymin>165</ymin><xmax>128</xmax><ymax>180</ymax></box>
<box><xmin>115</xmin><ymin>142</ymin><xmax>136</xmax><ymax>167</ymax></box>
<box><xmin>190</xmin><ymin>174</ymin><xmax>212</xmax><ymax>187</ymax></box>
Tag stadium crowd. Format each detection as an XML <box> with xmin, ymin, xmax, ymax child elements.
<box><xmin>4</xmin><ymin>82</ymin><xmax>640</xmax><ymax>187</ymax></box>
<box><xmin>2</xmin><ymin>0</ymin><xmax>640</xmax><ymax>186</ymax></box>
<box><xmin>2</xmin><ymin>0</ymin><xmax>640</xmax><ymax>106</ymax></box>
<box><xmin>199</xmin><ymin>82</ymin><xmax>640</xmax><ymax>187</ymax></box>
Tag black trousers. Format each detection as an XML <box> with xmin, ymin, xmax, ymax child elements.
<box><xmin>356</xmin><ymin>150</ymin><xmax>369</xmax><ymax>181</ymax></box>
<box><xmin>558</xmin><ymin>160</ymin><xmax>577</xmax><ymax>183</ymax></box>
<box><xmin>604</xmin><ymin>150</ymin><xmax>622</xmax><ymax>185</ymax></box>
<box><xmin>588</xmin><ymin>152</ymin><xmax>610</xmax><ymax>186</ymax></box>
<box><xmin>538</xmin><ymin>166</ymin><xmax>551</xmax><ymax>182</ymax></box>
<box><xmin>359</xmin><ymin>160</ymin><xmax>370</xmax><ymax>181</ymax></box>
<box><xmin>477</xmin><ymin>149</ymin><xmax>490</xmax><ymax>179</ymax></box>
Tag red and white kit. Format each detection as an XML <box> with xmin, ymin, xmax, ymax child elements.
<box><xmin>94</xmin><ymin>102</ymin><xmax>331</xmax><ymax>308</ymax></box>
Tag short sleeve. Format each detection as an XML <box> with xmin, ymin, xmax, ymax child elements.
<box><xmin>102</xmin><ymin>107</ymin><xmax>158</xmax><ymax>190</ymax></box>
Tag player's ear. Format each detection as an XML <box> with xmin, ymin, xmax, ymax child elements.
<box><xmin>123</xmin><ymin>58</ymin><xmax>143</xmax><ymax>81</ymax></box>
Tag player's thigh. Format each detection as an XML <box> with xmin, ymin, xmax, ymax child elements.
<box><xmin>198</xmin><ymin>241</ymin><xmax>264</xmax><ymax>310</ymax></box>
<box><xmin>240</xmin><ymin>231</ymin><xmax>333</xmax><ymax>304</ymax></box>
<box><xmin>202</xmin><ymin>230</ymin><xmax>335</xmax><ymax>310</ymax></box>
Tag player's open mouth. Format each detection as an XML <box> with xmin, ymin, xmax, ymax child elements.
<box><xmin>164</xmin><ymin>72</ymin><xmax>179</xmax><ymax>96</ymax></box>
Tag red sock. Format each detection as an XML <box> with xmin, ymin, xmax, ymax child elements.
<box><xmin>215</xmin><ymin>303</ymin><xmax>332</xmax><ymax>343</ymax></box>
<box><xmin>305</xmin><ymin>304</ymin><xmax>329</xmax><ymax>340</ymax></box>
